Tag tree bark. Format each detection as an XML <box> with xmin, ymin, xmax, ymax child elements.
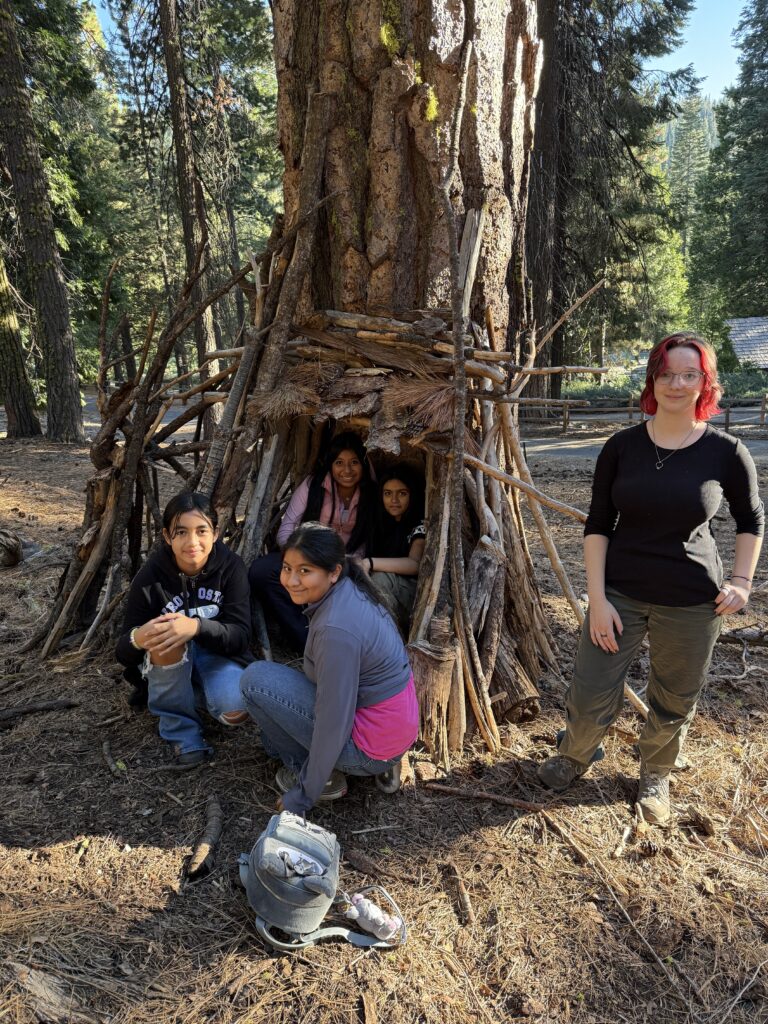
<box><xmin>0</xmin><ymin>0</ymin><xmax>84</xmax><ymax>442</ymax></box>
<box><xmin>158</xmin><ymin>0</ymin><xmax>220</xmax><ymax>428</ymax></box>
<box><xmin>0</xmin><ymin>247</ymin><xmax>42</xmax><ymax>437</ymax></box>
<box><xmin>272</xmin><ymin>0</ymin><xmax>542</xmax><ymax>338</ymax></box>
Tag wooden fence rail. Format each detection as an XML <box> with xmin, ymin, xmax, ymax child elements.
<box><xmin>522</xmin><ymin>394</ymin><xmax>768</xmax><ymax>435</ymax></box>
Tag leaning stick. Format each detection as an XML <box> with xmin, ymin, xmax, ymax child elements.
<box><xmin>498</xmin><ymin>405</ymin><xmax>585</xmax><ymax>616</ymax></box>
<box><xmin>79</xmin><ymin>563</ymin><xmax>118</xmax><ymax>650</ymax></box>
<box><xmin>150</xmin><ymin>350</ymin><xmax>243</xmax><ymax>401</ymax></box>
<box><xmin>187</xmin><ymin>794</ymin><xmax>224</xmax><ymax>879</ymax></box>
<box><xmin>161</xmin><ymin>363</ymin><xmax>238</xmax><ymax>404</ymax></box>
<box><xmin>411</xmin><ymin>480</ymin><xmax>450</xmax><ymax>643</ymax></box>
<box><xmin>534</xmin><ymin>278</ymin><xmax>607</xmax><ymax>358</ymax></box>
<box><xmin>464</xmin><ymin>454</ymin><xmax>587</xmax><ymax>523</ymax></box>
<box><xmin>438</xmin><ymin>40</ymin><xmax>499</xmax><ymax>752</ymax></box>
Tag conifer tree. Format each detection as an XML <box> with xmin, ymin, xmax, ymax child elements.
<box><xmin>689</xmin><ymin>0</ymin><xmax>768</xmax><ymax>331</ymax></box>
<box><xmin>0</xmin><ymin>0</ymin><xmax>84</xmax><ymax>441</ymax></box>
<box><xmin>666</xmin><ymin>93</ymin><xmax>711</xmax><ymax>259</ymax></box>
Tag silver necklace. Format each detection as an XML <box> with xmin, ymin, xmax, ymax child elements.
<box><xmin>650</xmin><ymin>420</ymin><xmax>698</xmax><ymax>470</ymax></box>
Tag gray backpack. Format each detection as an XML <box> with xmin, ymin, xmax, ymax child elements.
<box><xmin>238</xmin><ymin>811</ymin><xmax>405</xmax><ymax>952</ymax></box>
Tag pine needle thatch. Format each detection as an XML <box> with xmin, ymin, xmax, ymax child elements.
<box><xmin>383</xmin><ymin>374</ymin><xmax>457</xmax><ymax>434</ymax></box>
<box><xmin>247</xmin><ymin>361</ymin><xmax>343</xmax><ymax>421</ymax></box>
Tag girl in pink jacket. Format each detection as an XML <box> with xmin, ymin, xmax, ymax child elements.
<box><xmin>249</xmin><ymin>432</ymin><xmax>376</xmax><ymax>649</ymax></box>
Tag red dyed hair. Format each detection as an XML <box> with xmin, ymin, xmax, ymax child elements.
<box><xmin>639</xmin><ymin>332</ymin><xmax>722</xmax><ymax>421</ymax></box>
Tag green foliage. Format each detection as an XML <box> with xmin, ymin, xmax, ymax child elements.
<box><xmin>2</xmin><ymin>0</ymin><xmax>282</xmax><ymax>386</ymax></box>
<box><xmin>664</xmin><ymin>93</ymin><xmax>712</xmax><ymax>257</ymax></box>
<box><xmin>687</xmin><ymin>0</ymin><xmax>768</xmax><ymax>342</ymax></box>
<box><xmin>562</xmin><ymin>370</ymin><xmax>636</xmax><ymax>402</ymax></box>
<box><xmin>551</xmin><ymin>0</ymin><xmax>697</xmax><ymax>368</ymax></box>
<box><xmin>563</xmin><ymin>365</ymin><xmax>768</xmax><ymax>402</ymax></box>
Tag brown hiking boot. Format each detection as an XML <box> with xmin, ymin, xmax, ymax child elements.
<box><xmin>537</xmin><ymin>754</ymin><xmax>588</xmax><ymax>792</ymax></box>
<box><xmin>637</xmin><ymin>770</ymin><xmax>670</xmax><ymax>824</ymax></box>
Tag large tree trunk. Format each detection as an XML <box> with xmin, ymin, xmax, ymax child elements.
<box><xmin>158</xmin><ymin>0</ymin><xmax>220</xmax><ymax>427</ymax></box>
<box><xmin>0</xmin><ymin>248</ymin><xmax>42</xmax><ymax>437</ymax></box>
<box><xmin>272</xmin><ymin>0</ymin><xmax>541</xmax><ymax>336</ymax></box>
<box><xmin>0</xmin><ymin>0</ymin><xmax>84</xmax><ymax>442</ymax></box>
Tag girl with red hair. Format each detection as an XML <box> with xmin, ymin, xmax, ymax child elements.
<box><xmin>538</xmin><ymin>333</ymin><xmax>764</xmax><ymax>823</ymax></box>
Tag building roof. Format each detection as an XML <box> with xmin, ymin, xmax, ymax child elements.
<box><xmin>726</xmin><ymin>317</ymin><xmax>768</xmax><ymax>368</ymax></box>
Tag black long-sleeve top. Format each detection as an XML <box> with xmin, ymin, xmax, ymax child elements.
<box><xmin>584</xmin><ymin>423</ymin><xmax>764</xmax><ymax>606</ymax></box>
<box><xmin>116</xmin><ymin>540</ymin><xmax>253</xmax><ymax>670</ymax></box>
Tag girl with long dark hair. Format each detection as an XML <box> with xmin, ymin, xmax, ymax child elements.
<box><xmin>364</xmin><ymin>463</ymin><xmax>425</xmax><ymax>630</ymax></box>
<box><xmin>116</xmin><ymin>492</ymin><xmax>253</xmax><ymax>766</ymax></box>
<box><xmin>240</xmin><ymin>522</ymin><xmax>419</xmax><ymax>813</ymax></box>
<box><xmin>538</xmin><ymin>333</ymin><xmax>764</xmax><ymax>823</ymax></box>
<box><xmin>248</xmin><ymin>431</ymin><xmax>376</xmax><ymax>650</ymax></box>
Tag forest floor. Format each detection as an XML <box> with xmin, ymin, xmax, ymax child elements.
<box><xmin>1</xmin><ymin>433</ymin><xmax>767</xmax><ymax>1024</ymax></box>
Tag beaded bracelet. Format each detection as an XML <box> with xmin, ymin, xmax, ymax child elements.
<box><xmin>731</xmin><ymin>575</ymin><xmax>753</xmax><ymax>585</ymax></box>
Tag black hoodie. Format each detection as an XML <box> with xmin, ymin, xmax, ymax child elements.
<box><xmin>116</xmin><ymin>539</ymin><xmax>253</xmax><ymax>671</ymax></box>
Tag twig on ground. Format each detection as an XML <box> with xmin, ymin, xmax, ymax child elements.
<box><xmin>709</xmin><ymin>958</ymin><xmax>768</xmax><ymax>1024</ymax></box>
<box><xmin>444</xmin><ymin>859</ymin><xmax>475</xmax><ymax>925</ymax></box>
<box><xmin>186</xmin><ymin>793</ymin><xmax>224</xmax><ymax>879</ymax></box>
<box><xmin>0</xmin><ymin>699</ymin><xmax>76</xmax><ymax>727</ymax></box>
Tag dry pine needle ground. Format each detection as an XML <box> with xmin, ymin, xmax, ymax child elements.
<box><xmin>0</xmin><ymin>438</ymin><xmax>767</xmax><ymax>1024</ymax></box>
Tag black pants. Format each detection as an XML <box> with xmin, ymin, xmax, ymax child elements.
<box><xmin>248</xmin><ymin>551</ymin><xmax>309</xmax><ymax>651</ymax></box>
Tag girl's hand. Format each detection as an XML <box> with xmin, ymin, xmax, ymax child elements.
<box><xmin>715</xmin><ymin>581</ymin><xmax>750</xmax><ymax>616</ymax></box>
<box><xmin>137</xmin><ymin>613</ymin><xmax>200</xmax><ymax>654</ymax></box>
<box><xmin>588</xmin><ymin>596</ymin><xmax>623</xmax><ymax>654</ymax></box>
<box><xmin>275</xmin><ymin>796</ymin><xmax>285</xmax><ymax>812</ymax></box>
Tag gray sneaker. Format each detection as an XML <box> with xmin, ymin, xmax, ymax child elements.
<box><xmin>375</xmin><ymin>759</ymin><xmax>402</xmax><ymax>794</ymax></box>
<box><xmin>537</xmin><ymin>755</ymin><xmax>588</xmax><ymax>792</ymax></box>
<box><xmin>637</xmin><ymin>770</ymin><xmax>670</xmax><ymax>824</ymax></box>
<box><xmin>275</xmin><ymin>766</ymin><xmax>348</xmax><ymax>802</ymax></box>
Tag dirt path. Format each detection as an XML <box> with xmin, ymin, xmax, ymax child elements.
<box><xmin>1</xmin><ymin>440</ymin><xmax>767</xmax><ymax>1024</ymax></box>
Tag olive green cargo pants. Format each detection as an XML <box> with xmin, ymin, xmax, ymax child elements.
<box><xmin>558</xmin><ymin>587</ymin><xmax>722</xmax><ymax>774</ymax></box>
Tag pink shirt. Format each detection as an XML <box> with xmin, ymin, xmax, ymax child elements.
<box><xmin>277</xmin><ymin>473</ymin><xmax>361</xmax><ymax>548</ymax></box>
<box><xmin>352</xmin><ymin>674</ymin><xmax>419</xmax><ymax>761</ymax></box>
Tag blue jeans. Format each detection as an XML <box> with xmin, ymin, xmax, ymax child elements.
<box><xmin>142</xmin><ymin>642</ymin><xmax>247</xmax><ymax>754</ymax></box>
<box><xmin>239</xmin><ymin>660</ymin><xmax>398</xmax><ymax>776</ymax></box>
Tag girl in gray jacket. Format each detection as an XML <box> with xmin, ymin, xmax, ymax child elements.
<box><xmin>240</xmin><ymin>522</ymin><xmax>419</xmax><ymax>814</ymax></box>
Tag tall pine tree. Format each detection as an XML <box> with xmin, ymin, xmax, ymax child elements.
<box><xmin>689</xmin><ymin>0</ymin><xmax>768</xmax><ymax>333</ymax></box>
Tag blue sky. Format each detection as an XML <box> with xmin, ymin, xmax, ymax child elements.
<box><xmin>652</xmin><ymin>0</ymin><xmax>744</xmax><ymax>99</ymax></box>
<box><xmin>94</xmin><ymin>0</ymin><xmax>744</xmax><ymax>100</ymax></box>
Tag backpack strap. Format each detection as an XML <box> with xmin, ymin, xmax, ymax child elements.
<box><xmin>254</xmin><ymin>916</ymin><xmax>396</xmax><ymax>952</ymax></box>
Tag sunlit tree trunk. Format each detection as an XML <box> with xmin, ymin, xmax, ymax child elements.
<box><xmin>0</xmin><ymin>249</ymin><xmax>42</xmax><ymax>437</ymax></box>
<box><xmin>0</xmin><ymin>0</ymin><xmax>84</xmax><ymax>442</ymax></box>
<box><xmin>272</xmin><ymin>0</ymin><xmax>541</xmax><ymax>339</ymax></box>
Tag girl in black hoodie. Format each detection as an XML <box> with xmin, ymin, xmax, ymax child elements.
<box><xmin>116</xmin><ymin>492</ymin><xmax>253</xmax><ymax>766</ymax></box>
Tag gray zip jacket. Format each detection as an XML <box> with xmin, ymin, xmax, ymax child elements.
<box><xmin>283</xmin><ymin>576</ymin><xmax>411</xmax><ymax>814</ymax></box>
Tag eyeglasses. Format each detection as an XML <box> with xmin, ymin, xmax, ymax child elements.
<box><xmin>654</xmin><ymin>371</ymin><xmax>705</xmax><ymax>388</ymax></box>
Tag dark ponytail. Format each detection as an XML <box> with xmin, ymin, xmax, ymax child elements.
<box><xmin>300</xmin><ymin>432</ymin><xmax>375</xmax><ymax>553</ymax></box>
<box><xmin>282</xmin><ymin>522</ymin><xmax>396</xmax><ymax>618</ymax></box>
